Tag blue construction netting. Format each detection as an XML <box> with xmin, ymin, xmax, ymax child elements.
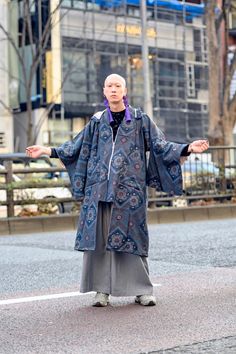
<box><xmin>95</xmin><ymin>0</ymin><xmax>204</xmax><ymax>16</ymax></box>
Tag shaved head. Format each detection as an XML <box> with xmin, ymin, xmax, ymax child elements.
<box><xmin>104</xmin><ymin>74</ymin><xmax>126</xmax><ymax>88</ymax></box>
<box><xmin>103</xmin><ymin>73</ymin><xmax>127</xmax><ymax>109</ymax></box>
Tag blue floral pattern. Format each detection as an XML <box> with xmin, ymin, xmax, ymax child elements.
<box><xmin>85</xmin><ymin>203</ymin><xmax>96</xmax><ymax>227</ymax></box>
<box><xmin>108</xmin><ymin>228</ymin><xmax>126</xmax><ymax>249</ymax></box>
<box><xmin>56</xmin><ymin>107</ymin><xmax>187</xmax><ymax>256</ymax></box>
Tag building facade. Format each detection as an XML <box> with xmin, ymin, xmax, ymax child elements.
<box><xmin>5</xmin><ymin>0</ymin><xmax>208</xmax><ymax>151</ymax></box>
<box><xmin>56</xmin><ymin>0</ymin><xmax>208</xmax><ymax>144</ymax></box>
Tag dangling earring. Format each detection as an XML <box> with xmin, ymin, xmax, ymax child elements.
<box><xmin>104</xmin><ymin>97</ymin><xmax>114</xmax><ymax>123</ymax></box>
<box><xmin>123</xmin><ymin>96</ymin><xmax>131</xmax><ymax>123</ymax></box>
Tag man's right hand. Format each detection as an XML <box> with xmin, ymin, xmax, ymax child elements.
<box><xmin>25</xmin><ymin>145</ymin><xmax>51</xmax><ymax>158</ymax></box>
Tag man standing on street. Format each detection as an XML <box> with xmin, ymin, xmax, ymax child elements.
<box><xmin>26</xmin><ymin>73</ymin><xmax>209</xmax><ymax>307</ymax></box>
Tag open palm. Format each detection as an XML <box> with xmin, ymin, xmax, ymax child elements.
<box><xmin>26</xmin><ymin>145</ymin><xmax>45</xmax><ymax>158</ymax></box>
<box><xmin>190</xmin><ymin>140</ymin><xmax>209</xmax><ymax>153</ymax></box>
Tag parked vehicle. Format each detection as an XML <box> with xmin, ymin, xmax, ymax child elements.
<box><xmin>154</xmin><ymin>157</ymin><xmax>236</xmax><ymax>207</ymax></box>
<box><xmin>182</xmin><ymin>160</ymin><xmax>219</xmax><ymax>192</ymax></box>
<box><xmin>0</xmin><ymin>164</ymin><xmax>72</xmax><ymax>217</ymax></box>
<box><xmin>0</xmin><ymin>153</ymin><xmax>64</xmax><ymax>180</ymax></box>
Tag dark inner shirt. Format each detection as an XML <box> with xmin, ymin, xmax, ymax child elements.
<box><xmin>110</xmin><ymin>109</ymin><xmax>126</xmax><ymax>140</ymax></box>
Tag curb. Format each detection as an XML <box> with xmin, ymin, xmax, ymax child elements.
<box><xmin>0</xmin><ymin>204</ymin><xmax>236</xmax><ymax>236</ymax></box>
<box><xmin>148</xmin><ymin>204</ymin><xmax>236</xmax><ymax>223</ymax></box>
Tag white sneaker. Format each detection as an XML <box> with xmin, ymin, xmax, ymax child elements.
<box><xmin>135</xmin><ymin>295</ymin><xmax>156</xmax><ymax>306</ymax></box>
<box><xmin>92</xmin><ymin>292</ymin><xmax>109</xmax><ymax>307</ymax></box>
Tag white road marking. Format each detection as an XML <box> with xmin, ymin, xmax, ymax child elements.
<box><xmin>0</xmin><ymin>284</ymin><xmax>162</xmax><ymax>306</ymax></box>
<box><xmin>0</xmin><ymin>291</ymin><xmax>93</xmax><ymax>306</ymax></box>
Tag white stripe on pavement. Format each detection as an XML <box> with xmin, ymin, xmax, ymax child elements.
<box><xmin>0</xmin><ymin>283</ymin><xmax>161</xmax><ymax>306</ymax></box>
<box><xmin>0</xmin><ymin>291</ymin><xmax>93</xmax><ymax>305</ymax></box>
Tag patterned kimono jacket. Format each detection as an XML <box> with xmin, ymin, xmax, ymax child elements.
<box><xmin>55</xmin><ymin>107</ymin><xmax>188</xmax><ymax>257</ymax></box>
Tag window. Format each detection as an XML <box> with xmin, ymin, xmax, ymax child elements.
<box><xmin>61</xmin><ymin>0</ymin><xmax>73</xmax><ymax>7</ymax></box>
<box><xmin>19</xmin><ymin>0</ymin><xmax>36</xmax><ymax>17</ymax></box>
<box><xmin>63</xmin><ymin>50</ymin><xmax>97</xmax><ymax>104</ymax></box>
<box><xmin>127</xmin><ymin>6</ymin><xmax>140</xmax><ymax>18</ymax></box>
<box><xmin>187</xmin><ymin>64</ymin><xmax>196</xmax><ymax>97</ymax></box>
<box><xmin>178</xmin><ymin>0</ymin><xmax>202</xmax><ymax>4</ymax></box>
<box><xmin>229</xmin><ymin>13</ymin><xmax>236</xmax><ymax>29</ymax></box>
<box><xmin>0</xmin><ymin>133</ymin><xmax>6</xmax><ymax>148</ymax></box>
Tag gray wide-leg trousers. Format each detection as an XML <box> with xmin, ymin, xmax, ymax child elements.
<box><xmin>80</xmin><ymin>202</ymin><xmax>153</xmax><ymax>296</ymax></box>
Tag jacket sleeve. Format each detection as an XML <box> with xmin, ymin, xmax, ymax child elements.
<box><xmin>143</xmin><ymin>114</ymin><xmax>188</xmax><ymax>196</ymax></box>
<box><xmin>54</xmin><ymin>120</ymin><xmax>94</xmax><ymax>200</ymax></box>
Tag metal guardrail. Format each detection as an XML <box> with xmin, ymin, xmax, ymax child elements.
<box><xmin>0</xmin><ymin>146</ymin><xmax>236</xmax><ymax>217</ymax></box>
<box><xmin>151</xmin><ymin>146</ymin><xmax>236</xmax><ymax>207</ymax></box>
<box><xmin>0</xmin><ymin>159</ymin><xmax>74</xmax><ymax>218</ymax></box>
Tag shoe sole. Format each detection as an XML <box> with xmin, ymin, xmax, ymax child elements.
<box><xmin>135</xmin><ymin>299</ymin><xmax>156</xmax><ymax>306</ymax></box>
<box><xmin>92</xmin><ymin>301</ymin><xmax>109</xmax><ymax>307</ymax></box>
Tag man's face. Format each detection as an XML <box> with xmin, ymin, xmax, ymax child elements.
<box><xmin>103</xmin><ymin>75</ymin><xmax>127</xmax><ymax>104</ymax></box>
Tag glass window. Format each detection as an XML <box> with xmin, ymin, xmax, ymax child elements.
<box><xmin>18</xmin><ymin>0</ymin><xmax>36</xmax><ymax>16</ymax></box>
<box><xmin>29</xmin><ymin>0</ymin><xmax>36</xmax><ymax>13</ymax></box>
<box><xmin>74</xmin><ymin>1</ymin><xmax>87</xmax><ymax>9</ymax></box>
<box><xmin>48</xmin><ymin>119</ymin><xmax>71</xmax><ymax>145</ymax></box>
<box><xmin>178</xmin><ymin>0</ymin><xmax>202</xmax><ymax>4</ymax></box>
<box><xmin>61</xmin><ymin>0</ymin><xmax>73</xmax><ymax>8</ymax></box>
<box><xmin>127</xmin><ymin>6</ymin><xmax>140</xmax><ymax>18</ymax></box>
<box><xmin>63</xmin><ymin>50</ymin><xmax>97</xmax><ymax>104</ymax></box>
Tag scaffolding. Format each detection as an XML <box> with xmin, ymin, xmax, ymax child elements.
<box><xmin>58</xmin><ymin>0</ymin><xmax>208</xmax><ymax>142</ymax></box>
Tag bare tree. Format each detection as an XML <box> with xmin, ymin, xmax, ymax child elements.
<box><xmin>0</xmin><ymin>0</ymin><xmax>68</xmax><ymax>146</ymax></box>
<box><xmin>206</xmin><ymin>0</ymin><xmax>236</xmax><ymax>145</ymax></box>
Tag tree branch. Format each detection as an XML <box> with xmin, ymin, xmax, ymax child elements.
<box><xmin>0</xmin><ymin>99</ymin><xmax>13</xmax><ymax>114</ymax></box>
<box><xmin>0</xmin><ymin>24</ymin><xmax>26</xmax><ymax>80</ymax></box>
<box><xmin>29</xmin><ymin>1</ymin><xmax>67</xmax><ymax>97</ymax></box>
<box><xmin>25</xmin><ymin>0</ymin><xmax>35</xmax><ymax>59</ymax></box>
<box><xmin>32</xmin><ymin>0</ymin><xmax>64</xmax><ymax>65</ymax></box>
<box><xmin>0</xmin><ymin>67</ymin><xmax>26</xmax><ymax>90</ymax></box>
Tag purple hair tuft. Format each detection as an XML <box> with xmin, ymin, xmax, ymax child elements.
<box><xmin>123</xmin><ymin>96</ymin><xmax>131</xmax><ymax>123</ymax></box>
<box><xmin>104</xmin><ymin>98</ymin><xmax>114</xmax><ymax>123</ymax></box>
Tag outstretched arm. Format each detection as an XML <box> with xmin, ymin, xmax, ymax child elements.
<box><xmin>26</xmin><ymin>145</ymin><xmax>52</xmax><ymax>158</ymax></box>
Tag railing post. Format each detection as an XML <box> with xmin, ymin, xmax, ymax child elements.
<box><xmin>148</xmin><ymin>187</ymin><xmax>156</xmax><ymax>209</ymax></box>
<box><xmin>4</xmin><ymin>161</ymin><xmax>14</xmax><ymax>217</ymax></box>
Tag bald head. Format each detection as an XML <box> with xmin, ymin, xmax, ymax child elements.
<box><xmin>104</xmin><ymin>74</ymin><xmax>126</xmax><ymax>88</ymax></box>
<box><xmin>103</xmin><ymin>73</ymin><xmax>127</xmax><ymax>108</ymax></box>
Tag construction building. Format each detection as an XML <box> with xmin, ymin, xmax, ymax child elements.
<box><xmin>2</xmin><ymin>0</ymin><xmax>208</xmax><ymax>151</ymax></box>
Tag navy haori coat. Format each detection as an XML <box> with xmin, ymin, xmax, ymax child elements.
<box><xmin>55</xmin><ymin>107</ymin><xmax>187</xmax><ymax>257</ymax></box>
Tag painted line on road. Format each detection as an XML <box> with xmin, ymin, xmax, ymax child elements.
<box><xmin>0</xmin><ymin>283</ymin><xmax>161</xmax><ymax>306</ymax></box>
<box><xmin>0</xmin><ymin>291</ymin><xmax>94</xmax><ymax>306</ymax></box>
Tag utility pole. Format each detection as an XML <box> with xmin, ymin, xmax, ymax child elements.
<box><xmin>140</xmin><ymin>0</ymin><xmax>153</xmax><ymax>117</ymax></box>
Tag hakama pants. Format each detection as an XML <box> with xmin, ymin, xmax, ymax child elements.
<box><xmin>80</xmin><ymin>202</ymin><xmax>153</xmax><ymax>296</ymax></box>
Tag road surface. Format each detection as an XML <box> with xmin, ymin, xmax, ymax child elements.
<box><xmin>0</xmin><ymin>219</ymin><xmax>235</xmax><ymax>353</ymax></box>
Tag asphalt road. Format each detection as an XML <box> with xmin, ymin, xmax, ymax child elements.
<box><xmin>0</xmin><ymin>219</ymin><xmax>236</xmax><ymax>354</ymax></box>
